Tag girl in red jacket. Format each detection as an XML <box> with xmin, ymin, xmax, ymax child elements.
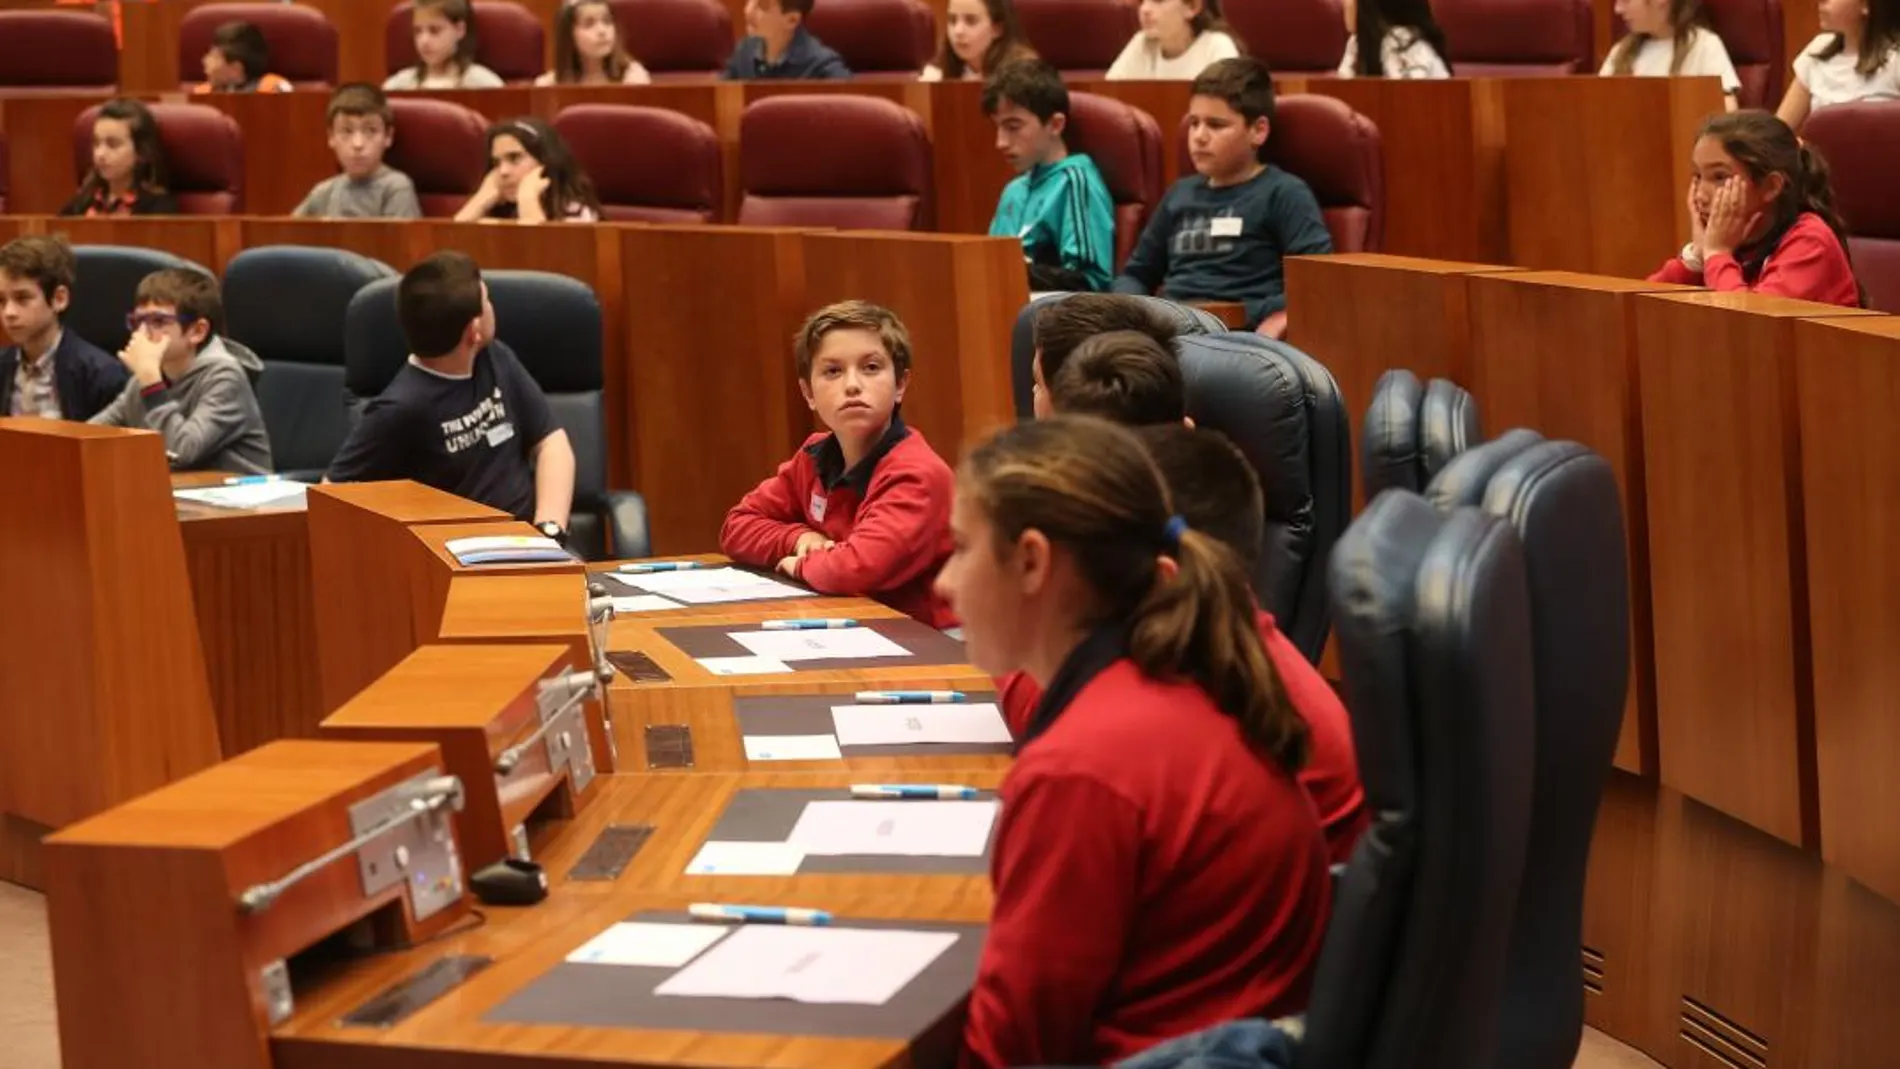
<box><xmin>1650</xmin><ymin>110</ymin><xmax>1861</xmax><ymax>307</ymax></box>
<box><xmin>936</xmin><ymin>416</ymin><xmax>1330</xmax><ymax>1069</ymax></box>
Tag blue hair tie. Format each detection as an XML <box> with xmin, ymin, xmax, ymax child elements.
<box><xmin>1163</xmin><ymin>514</ymin><xmax>1188</xmax><ymax>550</ymax></box>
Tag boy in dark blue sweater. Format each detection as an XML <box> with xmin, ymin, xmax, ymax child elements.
<box><xmin>1112</xmin><ymin>57</ymin><xmax>1333</xmax><ymax>339</ymax></box>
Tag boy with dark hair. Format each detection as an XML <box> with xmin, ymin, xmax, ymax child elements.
<box><xmin>293</xmin><ymin>84</ymin><xmax>422</xmax><ymax>219</ymax></box>
<box><xmin>1028</xmin><ymin>293</ymin><xmax>1176</xmax><ymax>418</ymax></box>
<box><xmin>1112</xmin><ymin>56</ymin><xmax>1333</xmax><ymax>340</ymax></box>
<box><xmin>0</xmin><ymin>234</ymin><xmax>128</xmax><ymax>420</ymax></box>
<box><xmin>89</xmin><ymin>268</ymin><xmax>273</xmax><ymax>474</ymax></box>
<box><xmin>721</xmin><ymin>300</ymin><xmax>956</xmax><ymax>628</ymax></box>
<box><xmin>983</xmin><ymin>58</ymin><xmax>1115</xmax><ymax>293</ymax></box>
<box><xmin>326</xmin><ymin>251</ymin><xmax>576</xmax><ymax>537</ymax></box>
<box><xmin>723</xmin><ymin>0</ymin><xmax>851</xmax><ymax>79</ymax></box>
<box><xmin>1045</xmin><ymin>329</ymin><xmax>1187</xmax><ymax>425</ymax></box>
<box><xmin>195</xmin><ymin>20</ymin><xmax>292</xmax><ymax>93</ymax></box>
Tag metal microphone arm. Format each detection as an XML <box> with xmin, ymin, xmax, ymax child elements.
<box><xmin>493</xmin><ymin>669</ymin><xmax>599</xmax><ymax>776</ymax></box>
<box><xmin>235</xmin><ymin>776</ymin><xmax>464</xmax><ymax>915</ymax></box>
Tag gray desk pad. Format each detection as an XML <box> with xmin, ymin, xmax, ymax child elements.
<box><xmin>484</xmin><ymin>910</ymin><xmax>986</xmax><ymax>1040</ymax></box>
<box><xmin>733</xmin><ymin>693</ymin><xmax>1014</xmax><ymax>758</ymax></box>
<box><xmin>705</xmin><ymin>788</ymin><xmax>997</xmax><ymax>875</ymax></box>
<box><xmin>598</xmin><ymin>565</ymin><xmax>806</xmax><ymax>605</ymax></box>
<box><xmin>659</xmin><ymin>617</ymin><xmax>969</xmax><ymax>670</ymax></box>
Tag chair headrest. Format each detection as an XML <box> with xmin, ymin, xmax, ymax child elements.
<box><xmin>611</xmin><ymin>0</ymin><xmax>732</xmax><ymax>72</ymax></box>
<box><xmin>225</xmin><ymin>245</ymin><xmax>395</xmax><ymax>369</ymax></box>
<box><xmin>0</xmin><ymin>10</ymin><xmax>117</xmax><ymax>87</ymax></box>
<box><xmin>1419</xmin><ymin>377</ymin><xmax>1481</xmax><ymax>479</ymax></box>
<box><xmin>1425</xmin><ymin>428</ymin><xmax>1544</xmax><ymax>509</ymax></box>
<box><xmin>482</xmin><ymin>270</ymin><xmax>603</xmax><ymax>393</ymax></box>
<box><xmin>1008</xmin><ymin>294</ymin><xmax>1226</xmax><ymax>420</ymax></box>
<box><xmin>739</xmin><ymin>95</ymin><xmax>932</xmax><ymax>197</ymax></box>
<box><xmin>1362</xmin><ymin>369</ymin><xmax>1425</xmax><ymax>498</ymax></box>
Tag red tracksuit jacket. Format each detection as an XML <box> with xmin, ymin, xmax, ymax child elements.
<box><xmin>1649</xmin><ymin>211</ymin><xmax>1860</xmax><ymax>307</ymax></box>
<box><xmin>719</xmin><ymin>418</ymin><xmax>957</xmax><ymax>628</ymax></box>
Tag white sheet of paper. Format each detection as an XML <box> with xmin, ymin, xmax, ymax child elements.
<box><xmin>786</xmin><ymin>800</ymin><xmax>1000</xmax><ymax>857</ymax></box>
<box><xmin>697</xmin><ymin>655</ymin><xmax>793</xmax><ymax>676</ymax></box>
<box><xmin>743</xmin><ymin>734</ymin><xmax>844</xmax><ymax>761</ymax></box>
<box><xmin>728</xmin><ymin>628</ymin><xmax>910</xmax><ymax>663</ymax></box>
<box><xmin>565</xmin><ymin>922</ymin><xmax>730</xmax><ymax>968</ymax></box>
<box><xmin>829</xmin><ymin>703</ymin><xmax>1013</xmax><ymax>747</ymax></box>
<box><xmin>622</xmin><ymin>567</ymin><xmax>809</xmax><ymax>604</ymax></box>
<box><xmin>173</xmin><ymin>482</ymin><xmax>308</xmax><ymax>509</ymax></box>
<box><xmin>683</xmin><ymin>840</ymin><xmax>807</xmax><ymax>875</ymax></box>
<box><xmin>611</xmin><ymin>594</ymin><xmax>680</xmax><ymax>614</ymax></box>
<box><xmin>653</xmin><ymin>925</ymin><xmax>959</xmax><ymax>1005</ymax></box>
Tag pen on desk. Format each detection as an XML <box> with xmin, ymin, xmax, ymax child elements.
<box><xmin>688</xmin><ymin>903</ymin><xmax>833</xmax><ymax>926</ymax></box>
<box><xmin>854</xmin><ymin>690</ymin><xmax>966</xmax><ymax>704</ymax></box>
<box><xmin>620</xmin><ymin>561</ymin><xmax>704</xmax><ymax>574</ymax></box>
<box><xmin>851</xmin><ymin>784</ymin><xmax>982</xmax><ymax>800</ymax></box>
<box><xmin>223</xmin><ymin>474</ymin><xmax>283</xmax><ymax>486</ymax></box>
<box><xmin>761</xmin><ymin>618</ymin><xmax>857</xmax><ymax>631</ymax></box>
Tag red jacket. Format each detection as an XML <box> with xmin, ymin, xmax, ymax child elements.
<box><xmin>719</xmin><ymin>418</ymin><xmax>957</xmax><ymax>628</ymax></box>
<box><xmin>965</xmin><ymin>649</ymin><xmax>1332</xmax><ymax>1069</ymax></box>
<box><xmin>997</xmin><ymin>610</ymin><xmax>1368</xmax><ymax>865</ymax></box>
<box><xmin>1649</xmin><ymin>212</ymin><xmax>1860</xmax><ymax>307</ymax></box>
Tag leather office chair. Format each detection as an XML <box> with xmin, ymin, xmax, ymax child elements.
<box><xmin>1230</xmin><ymin>0</ymin><xmax>1348</xmax><ymax>74</ymax></box>
<box><xmin>1064</xmin><ymin>92</ymin><xmax>1163</xmax><ymax>267</ymax></box>
<box><xmin>1007</xmin><ymin>292</ymin><xmax>1224</xmax><ymax>419</ymax></box>
<box><xmin>1302</xmin><ymin>490</ymin><xmax>1535</xmax><ymax>1069</ymax></box>
<box><xmin>385</xmin><ymin>0</ymin><xmax>546</xmax><ymax>83</ymax></box>
<box><xmin>385</xmin><ymin>97</ymin><xmax>488</xmax><ymax>218</ymax></box>
<box><xmin>1425</xmin><ymin>433</ymin><xmax>1630</xmax><ymax>1069</ymax></box>
<box><xmin>0</xmin><ymin>10</ymin><xmax>118</xmax><ymax>91</ymax></box>
<box><xmin>1435</xmin><ymin>0</ymin><xmax>1593</xmax><ymax>74</ymax></box>
<box><xmin>1705</xmin><ymin>0</ymin><xmax>1784</xmax><ymax>107</ymax></box>
<box><xmin>72</xmin><ymin>103</ymin><xmax>245</xmax><ymax>214</ymax></box>
<box><xmin>1361</xmin><ymin>369</ymin><xmax>1482</xmax><ymax>500</ymax></box>
<box><xmin>611</xmin><ymin>0</ymin><xmax>733</xmax><ymax>78</ymax></box>
<box><xmin>343</xmin><ymin>274</ymin><xmax>651</xmax><ymax>560</ymax></box>
<box><xmin>554</xmin><ymin>105</ymin><xmax>721</xmax><ymax>223</ymax></box>
<box><xmin>737</xmin><ymin>95</ymin><xmax>932</xmax><ymax>230</ymax></box>
<box><xmin>177</xmin><ymin>3</ymin><xmax>339</xmax><ymax>89</ymax></box>
<box><xmin>69</xmin><ymin>246</ymin><xmax>215</xmax><ymax>356</ymax></box>
<box><xmin>1800</xmin><ymin>103</ymin><xmax>1900</xmax><ymax>312</ymax></box>
<box><xmin>1013</xmin><ymin>0</ymin><xmax>1138</xmax><ymax>76</ymax></box>
<box><xmin>225</xmin><ymin>246</ymin><xmax>395</xmax><ymax>482</ymax></box>
<box><xmin>803</xmin><ymin>0</ymin><xmax>932</xmax><ymax>73</ymax></box>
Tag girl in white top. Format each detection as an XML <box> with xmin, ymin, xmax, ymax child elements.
<box><xmin>1600</xmin><ymin>0</ymin><xmax>1740</xmax><ymax>109</ymax></box>
<box><xmin>920</xmin><ymin>0</ymin><xmax>1037</xmax><ymax>82</ymax></box>
<box><xmin>1336</xmin><ymin>0</ymin><xmax>1451</xmax><ymax>78</ymax></box>
<box><xmin>1106</xmin><ymin>0</ymin><xmax>1242</xmax><ymax>81</ymax></box>
<box><xmin>536</xmin><ymin>0</ymin><xmax>651</xmax><ymax>85</ymax></box>
<box><xmin>383</xmin><ymin>0</ymin><xmax>505</xmax><ymax>90</ymax></box>
<box><xmin>1776</xmin><ymin>0</ymin><xmax>1900</xmax><ymax>128</ymax></box>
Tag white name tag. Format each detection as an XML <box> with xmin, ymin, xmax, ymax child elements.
<box><xmin>808</xmin><ymin>492</ymin><xmax>828</xmax><ymax>523</ymax></box>
<box><xmin>486</xmin><ymin>421</ymin><xmax>515</xmax><ymax>447</ymax></box>
<box><xmin>1210</xmin><ymin>216</ymin><xmax>1244</xmax><ymax>238</ymax></box>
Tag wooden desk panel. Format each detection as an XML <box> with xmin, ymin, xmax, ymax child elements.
<box><xmin>0</xmin><ymin>93</ymin><xmax>110</xmax><ymax>215</ymax></box>
<box><xmin>194</xmin><ymin>92</ymin><xmax>337</xmax><ymax>216</ymax></box>
<box><xmin>926</xmin><ymin>79</ymin><xmax>1014</xmax><ymax>236</ymax></box>
<box><xmin>1634</xmin><ymin>291</ymin><xmax>1876</xmax><ymax>846</ymax></box>
<box><xmin>236</xmin><ymin>216</ymin><xmax>425</xmax><ymax>269</ymax></box>
<box><xmin>1792</xmin><ymin>316</ymin><xmax>1900</xmax><ymax>904</ymax></box>
<box><xmin>26</xmin><ymin>213</ymin><xmax>233</xmax><ymax>269</ymax></box>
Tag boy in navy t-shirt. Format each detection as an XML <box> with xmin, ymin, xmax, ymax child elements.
<box><xmin>325</xmin><ymin>252</ymin><xmax>576</xmax><ymax>538</ymax></box>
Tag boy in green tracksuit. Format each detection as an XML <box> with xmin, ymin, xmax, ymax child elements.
<box><xmin>983</xmin><ymin>59</ymin><xmax>1116</xmax><ymax>293</ymax></box>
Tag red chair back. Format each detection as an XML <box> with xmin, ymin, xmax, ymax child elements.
<box><xmin>555</xmin><ymin>104</ymin><xmax>723</xmax><ymax>222</ymax></box>
<box><xmin>177</xmin><ymin>3</ymin><xmax>339</xmax><ymax>89</ymax></box>
<box><xmin>738</xmin><ymin>95</ymin><xmax>933</xmax><ymax>230</ymax></box>
<box><xmin>72</xmin><ymin>102</ymin><xmax>245</xmax><ymax>214</ymax></box>
<box><xmin>1065</xmin><ymin>91</ymin><xmax>1163</xmax><ymax>266</ymax></box>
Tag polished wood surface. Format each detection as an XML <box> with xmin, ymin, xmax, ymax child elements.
<box><xmin>1634</xmin><ymin>291</ymin><xmax>1877</xmax><ymax>847</ymax></box>
<box><xmin>1791</xmin><ymin>316</ymin><xmax>1900</xmax><ymax>905</ymax></box>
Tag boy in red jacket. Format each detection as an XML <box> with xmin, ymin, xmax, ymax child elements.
<box><xmin>719</xmin><ymin>300</ymin><xmax>957</xmax><ymax>628</ymax></box>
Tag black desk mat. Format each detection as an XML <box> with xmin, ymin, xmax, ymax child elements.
<box><xmin>483</xmin><ymin>910</ymin><xmax>985</xmax><ymax>1039</ymax></box>
<box><xmin>733</xmin><ymin>692</ymin><xmax>1013</xmax><ymax>758</ymax></box>
<box><xmin>702</xmin><ymin>788</ymin><xmax>997</xmax><ymax>875</ymax></box>
<box><xmin>598</xmin><ymin>565</ymin><xmax>812</xmax><ymax>605</ymax></box>
<box><xmin>658</xmin><ymin>617</ymin><xmax>969</xmax><ymax>671</ymax></box>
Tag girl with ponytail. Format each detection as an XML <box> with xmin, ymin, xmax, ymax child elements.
<box><xmin>1650</xmin><ymin>109</ymin><xmax>1861</xmax><ymax>307</ymax></box>
<box><xmin>941</xmin><ymin>416</ymin><xmax>1329</xmax><ymax>1069</ymax></box>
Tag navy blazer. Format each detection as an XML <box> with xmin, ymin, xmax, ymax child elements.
<box><xmin>0</xmin><ymin>328</ymin><xmax>131</xmax><ymax>421</ymax></box>
<box><xmin>722</xmin><ymin>26</ymin><xmax>852</xmax><ymax>79</ymax></box>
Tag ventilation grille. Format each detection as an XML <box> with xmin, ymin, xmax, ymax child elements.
<box><xmin>1680</xmin><ymin>995</ymin><xmax>1769</xmax><ymax>1069</ymax></box>
<box><xmin>1582</xmin><ymin>944</ymin><xmax>1605</xmax><ymax>997</ymax></box>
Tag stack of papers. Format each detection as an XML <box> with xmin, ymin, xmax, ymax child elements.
<box><xmin>445</xmin><ymin>535</ymin><xmax>571</xmax><ymax>566</ymax></box>
<box><xmin>829</xmin><ymin>703</ymin><xmax>1012</xmax><ymax>746</ymax></box>
<box><xmin>609</xmin><ymin>594</ymin><xmax>679</xmax><ymax>615</ymax></box>
<box><xmin>613</xmin><ymin>567</ymin><xmax>809</xmax><ymax>605</ymax></box>
<box><xmin>654</xmin><ymin>926</ymin><xmax>958</xmax><ymax>1005</ymax></box>
<box><xmin>566</xmin><ymin>922</ymin><xmax>730</xmax><ymax>967</ymax></box>
<box><xmin>743</xmin><ymin>735</ymin><xmax>844</xmax><ymax>762</ymax></box>
<box><xmin>173</xmin><ymin>482</ymin><xmax>308</xmax><ymax>509</ymax></box>
<box><xmin>728</xmin><ymin>628</ymin><xmax>910</xmax><ymax>663</ymax></box>
<box><xmin>786</xmin><ymin>800</ymin><xmax>1000</xmax><ymax>857</ymax></box>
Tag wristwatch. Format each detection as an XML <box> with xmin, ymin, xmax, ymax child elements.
<box><xmin>534</xmin><ymin>521</ymin><xmax>568</xmax><ymax>545</ymax></box>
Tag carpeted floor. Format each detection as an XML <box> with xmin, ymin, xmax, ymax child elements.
<box><xmin>0</xmin><ymin>882</ymin><xmax>1663</xmax><ymax>1069</ymax></box>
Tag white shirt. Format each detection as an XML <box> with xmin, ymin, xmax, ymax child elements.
<box><xmin>382</xmin><ymin>62</ymin><xmax>506</xmax><ymax>90</ymax></box>
<box><xmin>918</xmin><ymin>63</ymin><xmax>982</xmax><ymax>82</ymax></box>
<box><xmin>1336</xmin><ymin>28</ymin><xmax>1450</xmax><ymax>79</ymax></box>
<box><xmin>532</xmin><ymin>61</ymin><xmax>650</xmax><ymax>86</ymax></box>
<box><xmin>1793</xmin><ymin>32</ymin><xmax>1900</xmax><ymax>110</ymax></box>
<box><xmin>1598</xmin><ymin>26</ymin><xmax>1740</xmax><ymax>95</ymax></box>
<box><xmin>1105</xmin><ymin>30</ymin><xmax>1240</xmax><ymax>81</ymax></box>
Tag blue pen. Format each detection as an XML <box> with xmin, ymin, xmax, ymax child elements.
<box><xmin>224</xmin><ymin>475</ymin><xmax>283</xmax><ymax>486</ymax></box>
<box><xmin>854</xmin><ymin>690</ymin><xmax>967</xmax><ymax>704</ymax></box>
<box><xmin>760</xmin><ymin>618</ymin><xmax>857</xmax><ymax>631</ymax></box>
<box><xmin>851</xmin><ymin>784</ymin><xmax>982</xmax><ymax>800</ymax></box>
<box><xmin>620</xmin><ymin>561</ymin><xmax>704</xmax><ymax>574</ymax></box>
<box><xmin>688</xmin><ymin>903</ymin><xmax>833</xmax><ymax>926</ymax></box>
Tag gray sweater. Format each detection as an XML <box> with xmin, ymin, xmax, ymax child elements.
<box><xmin>89</xmin><ymin>336</ymin><xmax>273</xmax><ymax>475</ymax></box>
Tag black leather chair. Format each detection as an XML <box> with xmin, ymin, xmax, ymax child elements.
<box><xmin>1361</xmin><ymin>369</ymin><xmax>1482</xmax><ymax>500</ymax></box>
<box><xmin>1007</xmin><ymin>292</ymin><xmax>1225</xmax><ymax>420</ymax></box>
<box><xmin>224</xmin><ymin>245</ymin><xmax>394</xmax><ymax>482</ymax></box>
<box><xmin>342</xmin><ymin>273</ymin><xmax>650</xmax><ymax>561</ymax></box>
<box><xmin>1301</xmin><ymin>489</ymin><xmax>1535</xmax><ymax>1069</ymax></box>
<box><xmin>70</xmin><ymin>245</ymin><xmax>215</xmax><ymax>356</ymax></box>
<box><xmin>1425</xmin><ymin>433</ymin><xmax>1630</xmax><ymax>1069</ymax></box>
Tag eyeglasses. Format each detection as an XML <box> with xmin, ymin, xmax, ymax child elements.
<box><xmin>125</xmin><ymin>311</ymin><xmax>197</xmax><ymax>332</ymax></box>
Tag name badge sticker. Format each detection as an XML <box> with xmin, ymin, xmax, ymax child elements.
<box><xmin>808</xmin><ymin>492</ymin><xmax>828</xmax><ymax>523</ymax></box>
<box><xmin>1210</xmin><ymin>216</ymin><xmax>1244</xmax><ymax>238</ymax></box>
<box><xmin>486</xmin><ymin>422</ymin><xmax>516</xmax><ymax>447</ymax></box>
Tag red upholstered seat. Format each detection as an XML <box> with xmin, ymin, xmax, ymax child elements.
<box><xmin>1065</xmin><ymin>92</ymin><xmax>1163</xmax><ymax>267</ymax></box>
<box><xmin>802</xmin><ymin>0</ymin><xmax>935</xmax><ymax>73</ymax></box>
<box><xmin>178</xmin><ymin>3</ymin><xmax>339</xmax><ymax>89</ymax></box>
<box><xmin>385</xmin><ymin>1</ymin><xmax>546</xmax><ymax>83</ymax></box>
<box><xmin>1230</xmin><ymin>0</ymin><xmax>1348</xmax><ymax>74</ymax></box>
<box><xmin>1014</xmin><ymin>0</ymin><xmax>1138</xmax><ymax>76</ymax></box>
<box><xmin>0</xmin><ymin>10</ymin><xmax>118</xmax><ymax>92</ymax></box>
<box><xmin>1801</xmin><ymin>103</ymin><xmax>1900</xmax><ymax>312</ymax></box>
<box><xmin>72</xmin><ymin>103</ymin><xmax>245</xmax><ymax>214</ymax></box>
<box><xmin>610</xmin><ymin>0</ymin><xmax>732</xmax><ymax>78</ymax></box>
<box><xmin>554</xmin><ymin>104</ymin><xmax>722</xmax><ymax>222</ymax></box>
<box><xmin>737</xmin><ymin>95</ymin><xmax>932</xmax><ymax>230</ymax></box>
<box><xmin>384</xmin><ymin>97</ymin><xmax>488</xmax><ymax>217</ymax></box>
<box><xmin>1436</xmin><ymin>0</ymin><xmax>1593</xmax><ymax>74</ymax></box>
